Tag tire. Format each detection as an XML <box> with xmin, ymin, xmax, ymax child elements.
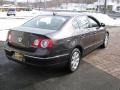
<box><xmin>66</xmin><ymin>48</ymin><xmax>81</xmax><ymax>73</ymax></box>
<box><xmin>100</xmin><ymin>33</ymin><xmax>109</xmax><ymax>48</ymax></box>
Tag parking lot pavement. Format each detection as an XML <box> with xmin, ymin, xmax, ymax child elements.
<box><xmin>0</xmin><ymin>56</ymin><xmax>120</xmax><ymax>90</ymax></box>
<box><xmin>84</xmin><ymin>26</ymin><xmax>120</xmax><ymax>79</ymax></box>
<box><xmin>0</xmin><ymin>27</ymin><xmax>120</xmax><ymax>90</ymax></box>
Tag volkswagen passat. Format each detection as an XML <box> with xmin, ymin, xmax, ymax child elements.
<box><xmin>4</xmin><ymin>14</ymin><xmax>109</xmax><ymax>72</ymax></box>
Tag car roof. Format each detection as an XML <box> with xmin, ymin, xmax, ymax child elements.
<box><xmin>42</xmin><ymin>12</ymin><xmax>99</xmax><ymax>22</ymax></box>
<box><xmin>43</xmin><ymin>12</ymin><xmax>100</xmax><ymax>25</ymax></box>
<box><xmin>39</xmin><ymin>12</ymin><xmax>88</xmax><ymax>17</ymax></box>
<box><xmin>54</xmin><ymin>12</ymin><xmax>86</xmax><ymax>16</ymax></box>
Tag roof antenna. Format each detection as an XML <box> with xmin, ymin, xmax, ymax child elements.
<box><xmin>53</xmin><ymin>12</ymin><xmax>56</xmax><ymax>16</ymax></box>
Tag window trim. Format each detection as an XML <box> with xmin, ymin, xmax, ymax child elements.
<box><xmin>88</xmin><ymin>16</ymin><xmax>101</xmax><ymax>28</ymax></box>
<box><xmin>76</xmin><ymin>16</ymin><xmax>90</xmax><ymax>29</ymax></box>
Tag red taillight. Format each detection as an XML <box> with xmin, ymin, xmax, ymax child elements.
<box><xmin>32</xmin><ymin>38</ymin><xmax>53</xmax><ymax>48</ymax></box>
<box><xmin>32</xmin><ymin>39</ymin><xmax>41</xmax><ymax>47</ymax></box>
<box><xmin>7</xmin><ymin>31</ymin><xmax>12</xmax><ymax>42</ymax></box>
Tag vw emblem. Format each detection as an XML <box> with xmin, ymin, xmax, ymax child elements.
<box><xmin>18</xmin><ymin>37</ymin><xmax>22</xmax><ymax>43</ymax></box>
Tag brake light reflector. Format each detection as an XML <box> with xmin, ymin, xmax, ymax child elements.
<box><xmin>32</xmin><ymin>39</ymin><xmax>41</xmax><ymax>47</ymax></box>
<box><xmin>41</xmin><ymin>39</ymin><xmax>53</xmax><ymax>48</ymax></box>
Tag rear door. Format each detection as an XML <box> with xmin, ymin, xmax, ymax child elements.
<box><xmin>75</xmin><ymin>16</ymin><xmax>95</xmax><ymax>53</ymax></box>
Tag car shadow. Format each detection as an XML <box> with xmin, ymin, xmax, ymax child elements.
<box><xmin>0</xmin><ymin>58</ymin><xmax>80</xmax><ymax>90</ymax></box>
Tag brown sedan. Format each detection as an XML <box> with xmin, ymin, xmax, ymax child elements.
<box><xmin>4</xmin><ymin>14</ymin><xmax>109</xmax><ymax>72</ymax></box>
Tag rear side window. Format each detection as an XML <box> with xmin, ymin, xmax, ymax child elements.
<box><xmin>72</xmin><ymin>19</ymin><xmax>79</xmax><ymax>29</ymax></box>
<box><xmin>22</xmin><ymin>16</ymin><xmax>69</xmax><ymax>30</ymax></box>
<box><xmin>77</xmin><ymin>16</ymin><xmax>89</xmax><ymax>29</ymax></box>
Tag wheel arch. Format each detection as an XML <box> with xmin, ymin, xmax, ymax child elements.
<box><xmin>74</xmin><ymin>45</ymin><xmax>83</xmax><ymax>56</ymax></box>
<box><xmin>106</xmin><ymin>31</ymin><xmax>109</xmax><ymax>35</ymax></box>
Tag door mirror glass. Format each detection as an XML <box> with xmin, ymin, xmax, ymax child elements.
<box><xmin>101</xmin><ymin>23</ymin><xmax>105</xmax><ymax>27</ymax></box>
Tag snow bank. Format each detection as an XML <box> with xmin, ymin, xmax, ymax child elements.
<box><xmin>86</xmin><ymin>13</ymin><xmax>120</xmax><ymax>26</ymax></box>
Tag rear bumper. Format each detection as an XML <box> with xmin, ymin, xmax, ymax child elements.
<box><xmin>4</xmin><ymin>47</ymin><xmax>69</xmax><ymax>67</ymax></box>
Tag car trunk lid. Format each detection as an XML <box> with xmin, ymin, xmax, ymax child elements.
<box><xmin>10</xmin><ymin>31</ymin><xmax>31</xmax><ymax>48</ymax></box>
<box><xmin>11</xmin><ymin>26</ymin><xmax>56</xmax><ymax>35</ymax></box>
<box><xmin>8</xmin><ymin>27</ymin><xmax>55</xmax><ymax>52</ymax></box>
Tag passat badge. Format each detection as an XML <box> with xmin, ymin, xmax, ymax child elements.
<box><xmin>18</xmin><ymin>37</ymin><xmax>22</xmax><ymax>43</ymax></box>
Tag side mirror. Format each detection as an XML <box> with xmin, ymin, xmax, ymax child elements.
<box><xmin>100</xmin><ymin>23</ymin><xmax>105</xmax><ymax>27</ymax></box>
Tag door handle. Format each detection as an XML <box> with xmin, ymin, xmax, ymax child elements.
<box><xmin>94</xmin><ymin>32</ymin><xmax>97</xmax><ymax>34</ymax></box>
<box><xmin>66</xmin><ymin>39</ymin><xmax>71</xmax><ymax>42</ymax></box>
<box><xmin>81</xmin><ymin>34</ymin><xmax>86</xmax><ymax>38</ymax></box>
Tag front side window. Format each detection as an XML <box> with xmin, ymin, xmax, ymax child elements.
<box><xmin>88</xmin><ymin>18</ymin><xmax>99</xmax><ymax>28</ymax></box>
<box><xmin>22</xmin><ymin>16</ymin><xmax>69</xmax><ymax>30</ymax></box>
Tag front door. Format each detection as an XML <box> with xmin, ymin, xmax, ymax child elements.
<box><xmin>88</xmin><ymin>16</ymin><xmax>106</xmax><ymax>48</ymax></box>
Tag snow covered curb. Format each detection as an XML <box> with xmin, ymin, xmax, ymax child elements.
<box><xmin>0</xmin><ymin>17</ymin><xmax>27</xmax><ymax>19</ymax></box>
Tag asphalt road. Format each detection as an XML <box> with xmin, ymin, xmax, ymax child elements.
<box><xmin>0</xmin><ymin>27</ymin><xmax>120</xmax><ymax>90</ymax></box>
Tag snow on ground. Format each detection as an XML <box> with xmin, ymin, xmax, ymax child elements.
<box><xmin>114</xmin><ymin>18</ymin><xmax>120</xmax><ymax>25</ymax></box>
<box><xmin>0</xmin><ymin>19</ymin><xmax>27</xmax><ymax>30</ymax></box>
<box><xmin>0</xmin><ymin>10</ymin><xmax>42</xmax><ymax>41</ymax></box>
<box><xmin>0</xmin><ymin>18</ymin><xmax>28</xmax><ymax>41</ymax></box>
<box><xmin>0</xmin><ymin>10</ymin><xmax>51</xmax><ymax>18</ymax></box>
<box><xmin>0</xmin><ymin>11</ymin><xmax>120</xmax><ymax>41</ymax></box>
<box><xmin>0</xmin><ymin>30</ymin><xmax>9</xmax><ymax>41</ymax></box>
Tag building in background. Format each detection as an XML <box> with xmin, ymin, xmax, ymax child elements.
<box><xmin>58</xmin><ymin>3</ymin><xmax>87</xmax><ymax>11</ymax></box>
<box><xmin>95</xmin><ymin>0</ymin><xmax>120</xmax><ymax>12</ymax></box>
<box><xmin>0</xmin><ymin>4</ymin><xmax>32</xmax><ymax>12</ymax></box>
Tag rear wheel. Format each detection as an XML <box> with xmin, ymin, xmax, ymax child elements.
<box><xmin>66</xmin><ymin>48</ymin><xmax>81</xmax><ymax>73</ymax></box>
<box><xmin>101</xmin><ymin>33</ymin><xmax>109</xmax><ymax>48</ymax></box>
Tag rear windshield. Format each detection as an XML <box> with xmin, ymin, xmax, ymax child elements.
<box><xmin>22</xmin><ymin>16</ymin><xmax>70</xmax><ymax>30</ymax></box>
